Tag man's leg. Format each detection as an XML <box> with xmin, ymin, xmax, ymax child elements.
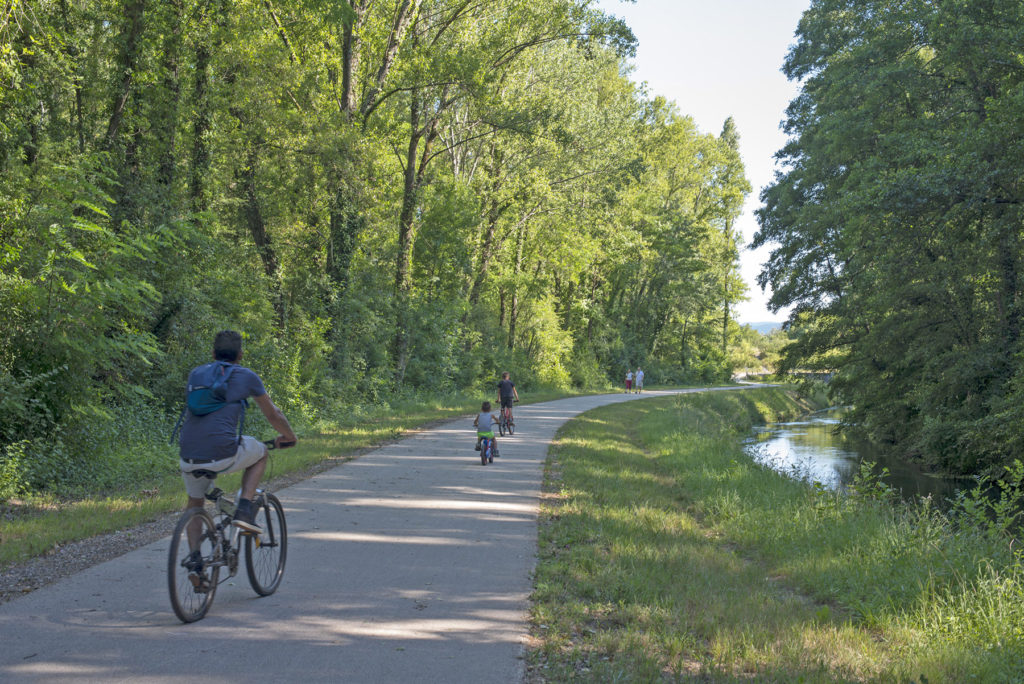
<box><xmin>184</xmin><ymin>496</ymin><xmax>205</xmax><ymax>551</ymax></box>
<box><xmin>240</xmin><ymin>450</ymin><xmax>268</xmax><ymax>500</ymax></box>
<box><xmin>231</xmin><ymin>439</ymin><xmax>269</xmax><ymax>533</ymax></box>
<box><xmin>180</xmin><ymin>471</ymin><xmax>211</xmax><ymax>585</ymax></box>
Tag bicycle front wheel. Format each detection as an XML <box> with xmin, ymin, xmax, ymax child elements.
<box><xmin>507</xmin><ymin>415</ymin><xmax>515</xmax><ymax>435</ymax></box>
<box><xmin>168</xmin><ymin>507</ymin><xmax>220</xmax><ymax>623</ymax></box>
<box><xmin>246</xmin><ymin>492</ymin><xmax>287</xmax><ymax>596</ymax></box>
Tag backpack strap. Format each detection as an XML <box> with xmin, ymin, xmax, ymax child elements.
<box><xmin>236</xmin><ymin>399</ymin><xmax>247</xmax><ymax>444</ymax></box>
<box><xmin>169</xmin><ymin>406</ymin><xmax>187</xmax><ymax>445</ymax></box>
<box><xmin>173</xmin><ymin>362</ymin><xmax>248</xmax><ymax>445</ymax></box>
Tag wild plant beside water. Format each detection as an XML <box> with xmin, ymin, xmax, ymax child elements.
<box><xmin>531</xmin><ymin>389</ymin><xmax>1024</xmax><ymax>681</ymax></box>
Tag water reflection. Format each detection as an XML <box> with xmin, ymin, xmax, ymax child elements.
<box><xmin>744</xmin><ymin>408</ymin><xmax>969</xmax><ymax>503</ymax></box>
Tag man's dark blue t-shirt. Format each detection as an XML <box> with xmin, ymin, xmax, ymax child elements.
<box><xmin>179</xmin><ymin>364</ymin><xmax>266</xmax><ymax>462</ymax></box>
<box><xmin>497</xmin><ymin>379</ymin><xmax>515</xmax><ymax>399</ymax></box>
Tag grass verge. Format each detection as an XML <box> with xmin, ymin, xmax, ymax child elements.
<box><xmin>529</xmin><ymin>388</ymin><xmax>1024</xmax><ymax>682</ymax></box>
<box><xmin>0</xmin><ymin>387</ymin><xmax>587</xmax><ymax>567</ymax></box>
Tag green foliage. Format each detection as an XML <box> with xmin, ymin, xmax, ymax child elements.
<box><xmin>0</xmin><ymin>0</ymin><xmax>754</xmax><ymax>499</ymax></box>
<box><xmin>533</xmin><ymin>391</ymin><xmax>1024</xmax><ymax>680</ymax></box>
<box><xmin>846</xmin><ymin>461</ymin><xmax>897</xmax><ymax>505</ymax></box>
<box><xmin>756</xmin><ymin>0</ymin><xmax>1024</xmax><ymax>476</ymax></box>
<box><xmin>949</xmin><ymin>460</ymin><xmax>1024</xmax><ymax>543</ymax></box>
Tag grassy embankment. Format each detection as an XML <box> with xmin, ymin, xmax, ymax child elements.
<box><xmin>530</xmin><ymin>388</ymin><xmax>1024</xmax><ymax>682</ymax></box>
<box><xmin>0</xmin><ymin>387</ymin><xmax>595</xmax><ymax>567</ymax></box>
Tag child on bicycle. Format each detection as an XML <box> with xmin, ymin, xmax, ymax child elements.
<box><xmin>474</xmin><ymin>401</ymin><xmax>500</xmax><ymax>456</ymax></box>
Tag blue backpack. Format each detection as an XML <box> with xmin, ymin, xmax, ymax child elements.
<box><xmin>171</xmin><ymin>361</ymin><xmax>247</xmax><ymax>443</ymax></box>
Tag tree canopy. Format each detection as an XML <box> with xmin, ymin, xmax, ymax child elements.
<box><xmin>755</xmin><ymin>0</ymin><xmax>1024</xmax><ymax>475</ymax></box>
<box><xmin>1</xmin><ymin>0</ymin><xmax>750</xmax><ymax>495</ymax></box>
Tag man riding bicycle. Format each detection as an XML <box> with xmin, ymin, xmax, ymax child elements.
<box><xmin>497</xmin><ymin>371</ymin><xmax>519</xmax><ymax>426</ymax></box>
<box><xmin>178</xmin><ymin>330</ymin><xmax>297</xmax><ymax>535</ymax></box>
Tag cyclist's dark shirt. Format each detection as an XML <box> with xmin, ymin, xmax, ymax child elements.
<box><xmin>497</xmin><ymin>379</ymin><xmax>515</xmax><ymax>399</ymax></box>
<box><xmin>179</xmin><ymin>364</ymin><xmax>266</xmax><ymax>462</ymax></box>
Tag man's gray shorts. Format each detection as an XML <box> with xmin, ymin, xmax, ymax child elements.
<box><xmin>180</xmin><ymin>436</ymin><xmax>267</xmax><ymax>498</ymax></box>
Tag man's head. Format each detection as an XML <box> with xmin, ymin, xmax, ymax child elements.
<box><xmin>213</xmin><ymin>330</ymin><xmax>243</xmax><ymax>363</ymax></box>
<box><xmin>501</xmin><ymin>372</ymin><xmax>510</xmax><ymax>380</ymax></box>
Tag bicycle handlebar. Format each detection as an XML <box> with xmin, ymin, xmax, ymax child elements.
<box><xmin>263</xmin><ymin>439</ymin><xmax>297</xmax><ymax>450</ymax></box>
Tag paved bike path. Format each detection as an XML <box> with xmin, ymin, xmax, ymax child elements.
<box><xmin>0</xmin><ymin>387</ymin><xmax>760</xmax><ymax>683</ymax></box>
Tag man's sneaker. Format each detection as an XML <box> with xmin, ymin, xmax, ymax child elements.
<box><xmin>474</xmin><ymin>444</ymin><xmax>481</xmax><ymax>451</ymax></box>
<box><xmin>493</xmin><ymin>449</ymin><xmax>500</xmax><ymax>457</ymax></box>
<box><xmin>232</xmin><ymin>501</ymin><xmax>262</xmax><ymax>535</ymax></box>
<box><xmin>183</xmin><ymin>549</ymin><xmax>203</xmax><ymax>572</ymax></box>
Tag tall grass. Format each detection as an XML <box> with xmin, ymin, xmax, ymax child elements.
<box><xmin>530</xmin><ymin>389</ymin><xmax>1024</xmax><ymax>682</ymax></box>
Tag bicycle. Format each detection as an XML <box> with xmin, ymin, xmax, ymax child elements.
<box><xmin>498</xmin><ymin>400</ymin><xmax>518</xmax><ymax>436</ymax></box>
<box><xmin>480</xmin><ymin>434</ymin><xmax>494</xmax><ymax>465</ymax></box>
<box><xmin>168</xmin><ymin>439</ymin><xmax>293</xmax><ymax>623</ymax></box>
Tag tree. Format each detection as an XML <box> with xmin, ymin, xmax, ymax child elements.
<box><xmin>755</xmin><ymin>0</ymin><xmax>1024</xmax><ymax>474</ymax></box>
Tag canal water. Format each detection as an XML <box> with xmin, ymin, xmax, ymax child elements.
<box><xmin>744</xmin><ymin>408</ymin><xmax>969</xmax><ymax>503</ymax></box>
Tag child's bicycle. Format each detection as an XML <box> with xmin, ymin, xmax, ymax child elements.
<box><xmin>167</xmin><ymin>439</ymin><xmax>293</xmax><ymax>623</ymax></box>
<box><xmin>480</xmin><ymin>434</ymin><xmax>495</xmax><ymax>465</ymax></box>
<box><xmin>498</xmin><ymin>400</ymin><xmax>518</xmax><ymax>436</ymax></box>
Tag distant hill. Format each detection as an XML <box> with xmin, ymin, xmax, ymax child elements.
<box><xmin>744</xmin><ymin>321</ymin><xmax>784</xmax><ymax>335</ymax></box>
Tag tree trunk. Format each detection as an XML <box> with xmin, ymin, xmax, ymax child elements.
<box><xmin>468</xmin><ymin>198</ymin><xmax>500</xmax><ymax>307</ymax></box>
<box><xmin>241</xmin><ymin>142</ymin><xmax>278</xmax><ymax>281</ymax></box>
<box><xmin>105</xmin><ymin>0</ymin><xmax>145</xmax><ymax>147</ymax></box>
<box><xmin>391</xmin><ymin>92</ymin><xmax>424</xmax><ymax>384</ymax></box>
<box><xmin>360</xmin><ymin>0</ymin><xmax>422</xmax><ymax>118</ymax></box>
<box><xmin>722</xmin><ymin>293</ymin><xmax>729</xmax><ymax>358</ymax></box>
<box><xmin>327</xmin><ymin>183</ymin><xmax>362</xmax><ymax>293</ymax></box>
<box><xmin>680</xmin><ymin>316</ymin><xmax>690</xmax><ymax>369</ymax></box>
<box><xmin>340</xmin><ymin>0</ymin><xmax>370</xmax><ymax>115</ymax></box>
<box><xmin>238</xmin><ymin>141</ymin><xmax>284</xmax><ymax>322</ymax></box>
<box><xmin>507</xmin><ymin>221</ymin><xmax>527</xmax><ymax>349</ymax></box>
<box><xmin>156</xmin><ymin>0</ymin><xmax>183</xmax><ymax>210</ymax></box>
<box><xmin>189</xmin><ymin>37</ymin><xmax>212</xmax><ymax>213</ymax></box>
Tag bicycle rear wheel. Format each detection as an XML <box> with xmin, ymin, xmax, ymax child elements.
<box><xmin>168</xmin><ymin>507</ymin><xmax>220</xmax><ymax>623</ymax></box>
<box><xmin>245</xmin><ymin>492</ymin><xmax>287</xmax><ymax>596</ymax></box>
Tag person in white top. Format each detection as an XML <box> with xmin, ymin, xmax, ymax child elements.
<box><xmin>635</xmin><ymin>367</ymin><xmax>644</xmax><ymax>393</ymax></box>
<box><xmin>625</xmin><ymin>370</ymin><xmax>633</xmax><ymax>393</ymax></box>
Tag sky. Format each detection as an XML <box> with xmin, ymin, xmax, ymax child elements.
<box><xmin>596</xmin><ymin>0</ymin><xmax>811</xmax><ymax>323</ymax></box>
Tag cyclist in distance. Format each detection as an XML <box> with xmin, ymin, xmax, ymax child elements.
<box><xmin>497</xmin><ymin>371</ymin><xmax>519</xmax><ymax>425</ymax></box>
<box><xmin>179</xmin><ymin>330</ymin><xmax>297</xmax><ymax>534</ymax></box>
